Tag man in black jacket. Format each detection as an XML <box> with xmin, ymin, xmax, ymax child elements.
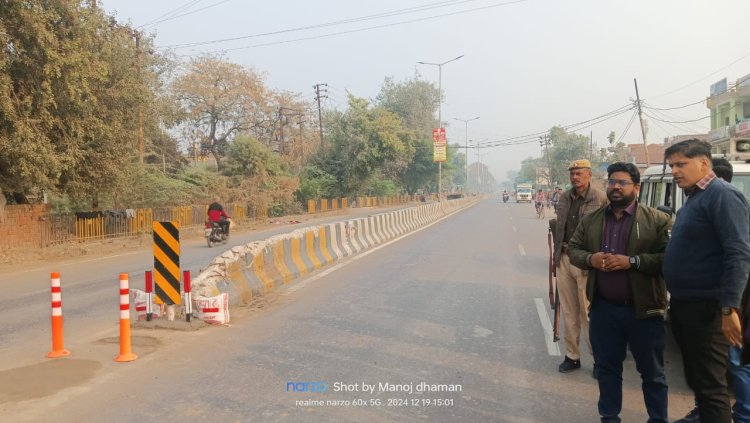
<box><xmin>568</xmin><ymin>162</ymin><xmax>671</xmax><ymax>423</ymax></box>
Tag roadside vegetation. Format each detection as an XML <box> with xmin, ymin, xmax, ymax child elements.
<box><xmin>4</xmin><ymin>2</ymin><xmax>582</xmax><ymax>216</ymax></box>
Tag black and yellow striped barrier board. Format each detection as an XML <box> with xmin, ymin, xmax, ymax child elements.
<box><xmin>153</xmin><ymin>221</ymin><xmax>180</xmax><ymax>305</ymax></box>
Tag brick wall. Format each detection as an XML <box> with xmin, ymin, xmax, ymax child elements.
<box><xmin>0</xmin><ymin>204</ymin><xmax>51</xmax><ymax>250</ymax></box>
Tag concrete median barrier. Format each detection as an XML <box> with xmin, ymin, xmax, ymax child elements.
<box><xmin>191</xmin><ymin>197</ymin><xmax>480</xmax><ymax>306</ymax></box>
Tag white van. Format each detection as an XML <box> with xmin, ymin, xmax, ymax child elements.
<box><xmin>639</xmin><ymin>161</ymin><xmax>750</xmax><ymax>214</ymax></box>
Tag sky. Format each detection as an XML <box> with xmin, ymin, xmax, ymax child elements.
<box><xmin>100</xmin><ymin>0</ymin><xmax>750</xmax><ymax>183</ymax></box>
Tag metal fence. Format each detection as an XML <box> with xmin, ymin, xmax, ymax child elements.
<box><xmin>2</xmin><ymin>195</ymin><xmax>426</xmax><ymax>250</ymax></box>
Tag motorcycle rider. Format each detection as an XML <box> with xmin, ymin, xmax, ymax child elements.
<box><xmin>207</xmin><ymin>197</ymin><xmax>230</xmax><ymax>240</ymax></box>
<box><xmin>502</xmin><ymin>190</ymin><xmax>510</xmax><ymax>202</ymax></box>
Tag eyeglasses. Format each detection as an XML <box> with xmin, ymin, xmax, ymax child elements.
<box><xmin>607</xmin><ymin>179</ymin><xmax>634</xmax><ymax>187</ymax></box>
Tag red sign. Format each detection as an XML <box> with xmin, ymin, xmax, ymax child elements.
<box><xmin>432</xmin><ymin>128</ymin><xmax>446</xmax><ymax>143</ymax></box>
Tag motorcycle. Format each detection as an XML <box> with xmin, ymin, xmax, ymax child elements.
<box><xmin>205</xmin><ymin>220</ymin><xmax>228</xmax><ymax>248</ymax></box>
<box><xmin>502</xmin><ymin>193</ymin><xmax>509</xmax><ymax>203</ymax></box>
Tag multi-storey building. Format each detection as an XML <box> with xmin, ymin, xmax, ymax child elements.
<box><xmin>707</xmin><ymin>74</ymin><xmax>750</xmax><ymax>160</ymax></box>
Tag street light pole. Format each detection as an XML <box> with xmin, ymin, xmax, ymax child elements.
<box><xmin>417</xmin><ymin>55</ymin><xmax>464</xmax><ymax>199</ymax></box>
<box><xmin>454</xmin><ymin>116</ymin><xmax>479</xmax><ymax>193</ymax></box>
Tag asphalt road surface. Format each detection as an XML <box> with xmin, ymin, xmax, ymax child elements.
<box><xmin>0</xmin><ymin>199</ymin><xmax>695</xmax><ymax>422</ymax></box>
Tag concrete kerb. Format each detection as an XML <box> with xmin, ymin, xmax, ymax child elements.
<box><xmin>192</xmin><ymin>199</ymin><xmax>479</xmax><ymax>308</ymax></box>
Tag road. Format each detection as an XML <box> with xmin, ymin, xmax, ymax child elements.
<box><xmin>0</xmin><ymin>199</ymin><xmax>694</xmax><ymax>422</ymax></box>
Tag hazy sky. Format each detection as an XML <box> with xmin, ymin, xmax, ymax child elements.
<box><xmin>101</xmin><ymin>0</ymin><xmax>750</xmax><ymax>182</ymax></box>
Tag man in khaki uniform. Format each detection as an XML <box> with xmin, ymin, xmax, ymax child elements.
<box><xmin>553</xmin><ymin>159</ymin><xmax>608</xmax><ymax>373</ymax></box>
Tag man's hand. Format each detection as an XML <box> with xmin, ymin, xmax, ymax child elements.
<box><xmin>591</xmin><ymin>253</ymin><xmax>630</xmax><ymax>272</ymax></box>
<box><xmin>590</xmin><ymin>252</ymin><xmax>607</xmax><ymax>271</ymax></box>
<box><xmin>601</xmin><ymin>254</ymin><xmax>630</xmax><ymax>272</ymax></box>
<box><xmin>722</xmin><ymin>310</ymin><xmax>743</xmax><ymax>347</ymax></box>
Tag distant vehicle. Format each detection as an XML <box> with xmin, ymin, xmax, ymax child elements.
<box><xmin>515</xmin><ymin>183</ymin><xmax>533</xmax><ymax>203</ymax></box>
<box><xmin>639</xmin><ymin>161</ymin><xmax>750</xmax><ymax>216</ymax></box>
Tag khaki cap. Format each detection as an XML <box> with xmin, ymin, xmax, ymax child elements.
<box><xmin>568</xmin><ymin>159</ymin><xmax>592</xmax><ymax>170</ymax></box>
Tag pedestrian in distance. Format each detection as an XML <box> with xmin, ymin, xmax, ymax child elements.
<box><xmin>664</xmin><ymin>139</ymin><xmax>750</xmax><ymax>423</ymax></box>
<box><xmin>568</xmin><ymin>162</ymin><xmax>671</xmax><ymax>423</ymax></box>
<box><xmin>676</xmin><ymin>157</ymin><xmax>750</xmax><ymax>423</ymax></box>
<box><xmin>553</xmin><ymin>159</ymin><xmax>609</xmax><ymax>373</ymax></box>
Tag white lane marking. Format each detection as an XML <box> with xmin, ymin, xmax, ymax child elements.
<box><xmin>512</xmin><ymin>226</ymin><xmax>517</xmax><ymax>232</ymax></box>
<box><xmin>517</xmin><ymin>244</ymin><xmax>526</xmax><ymax>256</ymax></box>
<box><xmin>534</xmin><ymin>298</ymin><xmax>561</xmax><ymax>356</ymax></box>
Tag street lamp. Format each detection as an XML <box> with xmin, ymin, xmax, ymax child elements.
<box><xmin>454</xmin><ymin>116</ymin><xmax>479</xmax><ymax>193</ymax></box>
<box><xmin>417</xmin><ymin>54</ymin><xmax>465</xmax><ymax>198</ymax></box>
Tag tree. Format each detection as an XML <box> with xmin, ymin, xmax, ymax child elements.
<box><xmin>375</xmin><ymin>75</ymin><xmax>440</xmax><ymax>140</ymax></box>
<box><xmin>548</xmin><ymin>126</ymin><xmax>592</xmax><ymax>187</ymax></box>
<box><xmin>317</xmin><ymin>94</ymin><xmax>416</xmax><ymax>196</ymax></box>
<box><xmin>401</xmin><ymin>138</ymin><xmax>437</xmax><ymax>194</ymax></box>
<box><xmin>170</xmin><ymin>56</ymin><xmax>271</xmax><ymax>169</ymax></box>
<box><xmin>0</xmin><ymin>1</ymin><xmax>159</xmax><ymax>207</ymax></box>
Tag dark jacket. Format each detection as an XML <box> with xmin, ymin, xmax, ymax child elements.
<box><xmin>568</xmin><ymin>203</ymin><xmax>672</xmax><ymax>320</ymax></box>
<box><xmin>663</xmin><ymin>178</ymin><xmax>750</xmax><ymax>308</ymax></box>
<box><xmin>553</xmin><ymin>183</ymin><xmax>608</xmax><ymax>265</ymax></box>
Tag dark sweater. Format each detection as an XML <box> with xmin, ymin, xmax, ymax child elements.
<box><xmin>663</xmin><ymin>178</ymin><xmax>750</xmax><ymax>308</ymax></box>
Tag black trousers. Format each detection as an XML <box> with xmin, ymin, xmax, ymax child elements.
<box><xmin>670</xmin><ymin>299</ymin><xmax>731</xmax><ymax>423</ymax></box>
<box><xmin>219</xmin><ymin>219</ymin><xmax>230</xmax><ymax>237</ymax></box>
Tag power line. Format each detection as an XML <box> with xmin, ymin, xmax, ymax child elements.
<box><xmin>139</xmin><ymin>0</ymin><xmax>232</xmax><ymax>29</ymax></box>
<box><xmin>642</xmin><ymin>98</ymin><xmax>706</xmax><ymax>111</ymax></box>
<box><xmin>642</xmin><ymin>111</ymin><xmax>710</xmax><ymax>124</ymax></box>
<box><xmin>162</xmin><ymin>0</ymin><xmax>516</xmax><ymax>49</ymax></box>
<box><xmin>137</xmin><ymin>0</ymin><xmax>205</xmax><ymax>29</ymax></box>
<box><xmin>175</xmin><ymin>0</ymin><xmax>527</xmax><ymax>54</ymax></box>
<box><xmin>650</xmin><ymin>48</ymin><xmax>750</xmax><ymax>99</ymax></box>
<box><xmin>644</xmin><ymin>107</ymin><xmax>707</xmax><ymax>134</ymax></box>
<box><xmin>615</xmin><ymin>110</ymin><xmax>638</xmax><ymax>145</ymax></box>
<box><xmin>473</xmin><ymin>103</ymin><xmax>634</xmax><ymax>148</ymax></box>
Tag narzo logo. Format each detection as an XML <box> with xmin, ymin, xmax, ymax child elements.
<box><xmin>286</xmin><ymin>381</ymin><xmax>329</xmax><ymax>392</ymax></box>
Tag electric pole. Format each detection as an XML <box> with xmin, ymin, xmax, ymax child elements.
<box><xmin>539</xmin><ymin>133</ymin><xmax>551</xmax><ymax>187</ymax></box>
<box><xmin>313</xmin><ymin>83</ymin><xmax>327</xmax><ymax>148</ymax></box>
<box><xmin>634</xmin><ymin>78</ymin><xmax>650</xmax><ymax>167</ymax></box>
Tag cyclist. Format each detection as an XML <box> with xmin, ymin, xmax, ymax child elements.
<box><xmin>535</xmin><ymin>189</ymin><xmax>546</xmax><ymax>217</ymax></box>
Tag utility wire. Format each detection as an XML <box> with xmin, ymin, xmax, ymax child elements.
<box><xmin>175</xmin><ymin>0</ymin><xmax>527</xmax><ymax>54</ymax></box>
<box><xmin>473</xmin><ymin>104</ymin><xmax>633</xmax><ymax>148</ymax></box>
<box><xmin>162</xmin><ymin>0</ymin><xmax>510</xmax><ymax>49</ymax></box>
<box><xmin>644</xmin><ymin>107</ymin><xmax>707</xmax><ymax>134</ymax></box>
<box><xmin>642</xmin><ymin>98</ymin><xmax>706</xmax><ymax>111</ymax></box>
<box><xmin>140</xmin><ymin>0</ymin><xmax>232</xmax><ymax>29</ymax></box>
<box><xmin>615</xmin><ymin>110</ymin><xmax>638</xmax><ymax>145</ymax></box>
<box><xmin>650</xmin><ymin>48</ymin><xmax>750</xmax><ymax>99</ymax></box>
<box><xmin>137</xmin><ymin>0</ymin><xmax>205</xmax><ymax>29</ymax></box>
<box><xmin>642</xmin><ymin>111</ymin><xmax>710</xmax><ymax>124</ymax></box>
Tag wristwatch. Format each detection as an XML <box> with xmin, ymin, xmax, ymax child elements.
<box><xmin>628</xmin><ymin>256</ymin><xmax>638</xmax><ymax>269</ymax></box>
<box><xmin>722</xmin><ymin>307</ymin><xmax>736</xmax><ymax>316</ymax></box>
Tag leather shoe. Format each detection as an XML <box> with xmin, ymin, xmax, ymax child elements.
<box><xmin>673</xmin><ymin>407</ymin><xmax>700</xmax><ymax>423</ymax></box>
<box><xmin>558</xmin><ymin>356</ymin><xmax>581</xmax><ymax>373</ymax></box>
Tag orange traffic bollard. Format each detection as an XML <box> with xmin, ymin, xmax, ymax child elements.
<box><xmin>115</xmin><ymin>273</ymin><xmax>137</xmax><ymax>362</ymax></box>
<box><xmin>47</xmin><ymin>272</ymin><xmax>71</xmax><ymax>358</ymax></box>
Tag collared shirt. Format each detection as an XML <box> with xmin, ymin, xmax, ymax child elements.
<box><xmin>685</xmin><ymin>171</ymin><xmax>716</xmax><ymax>197</ymax></box>
<box><xmin>596</xmin><ymin>201</ymin><xmax>637</xmax><ymax>301</ymax></box>
<box><xmin>563</xmin><ymin>186</ymin><xmax>589</xmax><ymax>243</ymax></box>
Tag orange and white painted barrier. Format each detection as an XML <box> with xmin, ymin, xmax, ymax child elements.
<box><xmin>115</xmin><ymin>273</ymin><xmax>137</xmax><ymax>362</ymax></box>
<box><xmin>47</xmin><ymin>272</ymin><xmax>70</xmax><ymax>358</ymax></box>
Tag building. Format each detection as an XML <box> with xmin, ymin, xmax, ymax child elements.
<box><xmin>707</xmin><ymin>74</ymin><xmax>750</xmax><ymax>160</ymax></box>
<box><xmin>627</xmin><ymin>143</ymin><xmax>667</xmax><ymax>171</ymax></box>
